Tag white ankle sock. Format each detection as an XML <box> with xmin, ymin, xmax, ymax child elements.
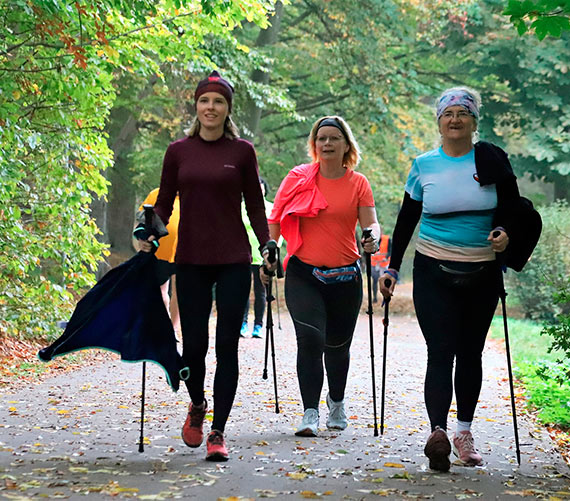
<box><xmin>456</xmin><ymin>419</ymin><xmax>472</xmax><ymax>434</ymax></box>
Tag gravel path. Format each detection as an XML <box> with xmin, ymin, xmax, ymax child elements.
<box><xmin>1</xmin><ymin>299</ymin><xmax>569</xmax><ymax>500</ymax></box>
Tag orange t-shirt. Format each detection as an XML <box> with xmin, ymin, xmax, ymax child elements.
<box><xmin>140</xmin><ymin>188</ymin><xmax>180</xmax><ymax>263</ymax></box>
<box><xmin>295</xmin><ymin>169</ymin><xmax>374</xmax><ymax>268</ymax></box>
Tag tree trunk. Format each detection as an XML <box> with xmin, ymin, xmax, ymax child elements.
<box><xmin>104</xmin><ymin>76</ymin><xmax>160</xmax><ymax>259</ymax></box>
<box><xmin>242</xmin><ymin>1</ymin><xmax>284</xmax><ymax>141</ymax></box>
<box><xmin>553</xmin><ymin>172</ymin><xmax>570</xmax><ymax>202</ymax></box>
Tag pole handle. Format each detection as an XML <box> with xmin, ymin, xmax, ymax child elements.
<box><xmin>143</xmin><ymin>204</ymin><xmax>154</xmax><ymax>232</ymax></box>
<box><xmin>362</xmin><ymin>227</ymin><xmax>373</xmax><ymax>247</ymax></box>
<box><xmin>263</xmin><ymin>240</ymin><xmax>278</xmax><ymax>276</ymax></box>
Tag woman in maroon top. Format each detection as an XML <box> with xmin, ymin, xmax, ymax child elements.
<box><xmin>140</xmin><ymin>71</ymin><xmax>270</xmax><ymax>461</ymax></box>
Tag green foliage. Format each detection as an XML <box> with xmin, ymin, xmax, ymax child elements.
<box><xmin>539</xmin><ymin>276</ymin><xmax>570</xmax><ymax>385</ymax></box>
<box><xmin>506</xmin><ymin>201</ymin><xmax>570</xmax><ymax>321</ymax></box>
<box><xmin>489</xmin><ymin>316</ymin><xmax>570</xmax><ymax>426</ymax></box>
<box><xmin>504</xmin><ymin>0</ymin><xmax>570</xmax><ymax>39</ymax></box>
<box><xmin>429</xmin><ymin>0</ymin><xmax>570</xmax><ymax>201</ymax></box>
<box><xmin>489</xmin><ymin>316</ymin><xmax>553</xmax><ymax>363</ymax></box>
<box><xmin>239</xmin><ymin>0</ymin><xmax>469</xmax><ymax>202</ymax></box>
<box><xmin>517</xmin><ymin>362</ymin><xmax>570</xmax><ymax>426</ymax></box>
<box><xmin>1</xmin><ymin>0</ymin><xmax>277</xmax><ymax>338</ymax></box>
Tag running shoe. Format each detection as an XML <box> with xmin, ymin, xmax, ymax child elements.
<box><xmin>240</xmin><ymin>322</ymin><xmax>249</xmax><ymax>338</ymax></box>
<box><xmin>424</xmin><ymin>426</ymin><xmax>451</xmax><ymax>472</ymax></box>
<box><xmin>295</xmin><ymin>408</ymin><xmax>319</xmax><ymax>437</ymax></box>
<box><xmin>452</xmin><ymin>431</ymin><xmax>483</xmax><ymax>466</ymax></box>
<box><xmin>206</xmin><ymin>430</ymin><xmax>229</xmax><ymax>461</ymax></box>
<box><xmin>326</xmin><ymin>393</ymin><xmax>347</xmax><ymax>430</ymax></box>
<box><xmin>181</xmin><ymin>400</ymin><xmax>207</xmax><ymax>448</ymax></box>
<box><xmin>252</xmin><ymin>324</ymin><xmax>263</xmax><ymax>338</ymax></box>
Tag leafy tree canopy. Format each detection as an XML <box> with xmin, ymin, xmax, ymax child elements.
<box><xmin>504</xmin><ymin>0</ymin><xmax>570</xmax><ymax>39</ymax></box>
<box><xmin>0</xmin><ymin>0</ymin><xmax>277</xmax><ymax>338</ymax></box>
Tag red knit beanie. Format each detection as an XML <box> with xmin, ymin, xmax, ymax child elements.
<box><xmin>194</xmin><ymin>70</ymin><xmax>234</xmax><ymax>112</ymax></box>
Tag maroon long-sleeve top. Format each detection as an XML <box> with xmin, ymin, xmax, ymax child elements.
<box><xmin>154</xmin><ymin>134</ymin><xmax>270</xmax><ymax>265</ymax></box>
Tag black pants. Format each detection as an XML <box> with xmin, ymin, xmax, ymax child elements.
<box><xmin>242</xmin><ymin>264</ymin><xmax>266</xmax><ymax>327</ymax></box>
<box><xmin>176</xmin><ymin>263</ymin><xmax>251</xmax><ymax>432</ymax></box>
<box><xmin>285</xmin><ymin>256</ymin><xmax>362</xmax><ymax>410</ymax></box>
<box><xmin>412</xmin><ymin>252</ymin><xmax>499</xmax><ymax>431</ymax></box>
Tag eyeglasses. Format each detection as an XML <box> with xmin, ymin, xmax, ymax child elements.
<box><xmin>440</xmin><ymin>110</ymin><xmax>472</xmax><ymax>120</ymax></box>
<box><xmin>315</xmin><ymin>135</ymin><xmax>345</xmax><ymax>144</ymax></box>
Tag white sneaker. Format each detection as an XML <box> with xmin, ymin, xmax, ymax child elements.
<box><xmin>326</xmin><ymin>393</ymin><xmax>348</xmax><ymax>430</ymax></box>
<box><xmin>295</xmin><ymin>408</ymin><xmax>319</xmax><ymax>436</ymax></box>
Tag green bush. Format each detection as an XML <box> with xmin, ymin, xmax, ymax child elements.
<box><xmin>538</xmin><ymin>276</ymin><xmax>570</xmax><ymax>386</ymax></box>
<box><xmin>489</xmin><ymin>315</ymin><xmax>570</xmax><ymax>428</ymax></box>
<box><xmin>517</xmin><ymin>361</ymin><xmax>570</xmax><ymax>427</ymax></box>
<box><xmin>506</xmin><ymin>201</ymin><xmax>570</xmax><ymax>322</ymax></box>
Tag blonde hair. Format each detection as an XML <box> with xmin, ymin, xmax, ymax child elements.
<box><xmin>184</xmin><ymin>115</ymin><xmax>239</xmax><ymax>139</ymax></box>
<box><xmin>307</xmin><ymin>115</ymin><xmax>361</xmax><ymax>169</ymax></box>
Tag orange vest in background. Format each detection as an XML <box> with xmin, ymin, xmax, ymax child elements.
<box><xmin>370</xmin><ymin>234</ymin><xmax>390</xmax><ymax>268</ymax></box>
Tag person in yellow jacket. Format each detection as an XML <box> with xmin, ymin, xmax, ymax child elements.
<box><xmin>136</xmin><ymin>188</ymin><xmax>181</xmax><ymax>334</ymax></box>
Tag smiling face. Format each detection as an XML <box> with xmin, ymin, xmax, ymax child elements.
<box><xmin>314</xmin><ymin>126</ymin><xmax>350</xmax><ymax>164</ymax></box>
<box><xmin>196</xmin><ymin>92</ymin><xmax>229</xmax><ymax>132</ymax></box>
<box><xmin>438</xmin><ymin>105</ymin><xmax>477</xmax><ymax>142</ymax></box>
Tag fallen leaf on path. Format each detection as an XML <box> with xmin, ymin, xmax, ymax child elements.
<box><xmin>286</xmin><ymin>472</ymin><xmax>307</xmax><ymax>480</ymax></box>
<box><xmin>217</xmin><ymin>497</ymin><xmax>254</xmax><ymax>501</ymax></box>
<box><xmin>68</xmin><ymin>467</ymin><xmax>88</xmax><ymax>473</ymax></box>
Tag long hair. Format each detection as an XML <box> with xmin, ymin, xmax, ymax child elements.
<box><xmin>307</xmin><ymin>115</ymin><xmax>361</xmax><ymax>169</ymax></box>
<box><xmin>184</xmin><ymin>115</ymin><xmax>239</xmax><ymax>139</ymax></box>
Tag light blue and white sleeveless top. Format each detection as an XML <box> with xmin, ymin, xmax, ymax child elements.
<box><xmin>405</xmin><ymin>147</ymin><xmax>497</xmax><ymax>262</ymax></box>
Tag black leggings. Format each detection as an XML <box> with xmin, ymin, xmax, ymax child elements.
<box><xmin>285</xmin><ymin>256</ymin><xmax>362</xmax><ymax>410</ymax></box>
<box><xmin>243</xmin><ymin>264</ymin><xmax>266</xmax><ymax>326</ymax></box>
<box><xmin>412</xmin><ymin>252</ymin><xmax>499</xmax><ymax>431</ymax></box>
<box><xmin>176</xmin><ymin>263</ymin><xmax>251</xmax><ymax>432</ymax></box>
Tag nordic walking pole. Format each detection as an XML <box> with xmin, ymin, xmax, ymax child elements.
<box><xmin>138</xmin><ymin>204</ymin><xmax>155</xmax><ymax>453</ymax></box>
<box><xmin>274</xmin><ymin>275</ymin><xmax>282</xmax><ymax>330</ymax></box>
<box><xmin>363</xmin><ymin>228</ymin><xmax>378</xmax><ymax>436</ymax></box>
<box><xmin>262</xmin><ymin>240</ymin><xmax>280</xmax><ymax>413</ymax></box>
<box><xmin>138</xmin><ymin>362</ymin><xmax>147</xmax><ymax>452</ymax></box>
<box><xmin>493</xmin><ymin>230</ymin><xmax>521</xmax><ymax>465</ymax></box>
<box><xmin>380</xmin><ymin>278</ymin><xmax>391</xmax><ymax>436</ymax></box>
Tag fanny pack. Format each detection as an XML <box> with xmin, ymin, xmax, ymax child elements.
<box><xmin>438</xmin><ymin>263</ymin><xmax>490</xmax><ymax>288</ymax></box>
<box><xmin>312</xmin><ymin>264</ymin><xmax>359</xmax><ymax>285</ymax></box>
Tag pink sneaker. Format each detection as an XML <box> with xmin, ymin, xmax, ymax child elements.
<box><xmin>424</xmin><ymin>426</ymin><xmax>451</xmax><ymax>472</ymax></box>
<box><xmin>181</xmin><ymin>400</ymin><xmax>207</xmax><ymax>448</ymax></box>
<box><xmin>206</xmin><ymin>430</ymin><xmax>229</xmax><ymax>461</ymax></box>
<box><xmin>452</xmin><ymin>430</ymin><xmax>483</xmax><ymax>466</ymax></box>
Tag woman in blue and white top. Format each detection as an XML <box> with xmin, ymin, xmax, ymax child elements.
<box><xmin>380</xmin><ymin>87</ymin><xmax>520</xmax><ymax>472</ymax></box>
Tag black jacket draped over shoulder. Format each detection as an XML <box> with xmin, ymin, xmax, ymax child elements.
<box><xmin>475</xmin><ymin>141</ymin><xmax>541</xmax><ymax>272</ymax></box>
<box><xmin>474</xmin><ymin>140</ymin><xmax>520</xmax><ymax>236</ymax></box>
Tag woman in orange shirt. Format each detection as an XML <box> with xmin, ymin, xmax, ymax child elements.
<box><xmin>263</xmin><ymin>116</ymin><xmax>380</xmax><ymax>436</ymax></box>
